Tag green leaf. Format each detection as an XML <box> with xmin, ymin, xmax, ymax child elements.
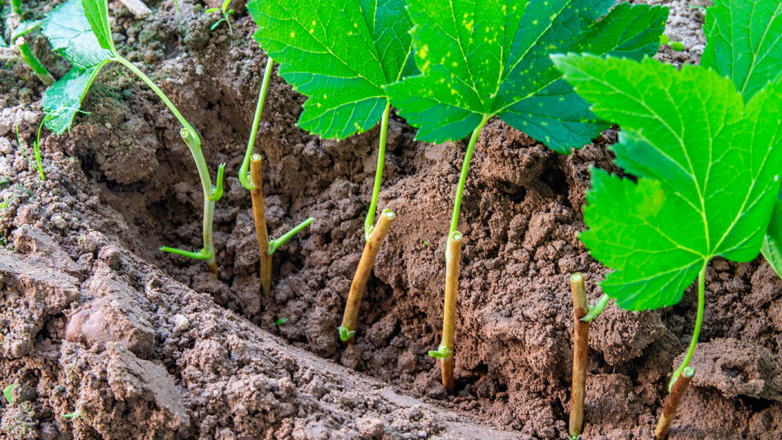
<box><xmin>42</xmin><ymin>0</ymin><xmax>114</xmax><ymax>134</ymax></box>
<box><xmin>81</xmin><ymin>0</ymin><xmax>117</xmax><ymax>54</ymax></box>
<box><xmin>42</xmin><ymin>0</ymin><xmax>113</xmax><ymax>69</ymax></box>
<box><xmin>703</xmin><ymin>0</ymin><xmax>782</xmax><ymax>279</ymax></box>
<box><xmin>427</xmin><ymin>344</ymin><xmax>452</xmax><ymax>359</ymax></box>
<box><xmin>554</xmin><ymin>55</ymin><xmax>782</xmax><ymax>310</ymax></box>
<box><xmin>221</xmin><ymin>0</ymin><xmax>231</xmax><ymax>12</ymax></box>
<box><xmin>385</xmin><ymin>0</ymin><xmax>668</xmax><ymax>151</ymax></box>
<box><xmin>702</xmin><ymin>0</ymin><xmax>782</xmax><ymax>103</ymax></box>
<box><xmin>3</xmin><ymin>384</ymin><xmax>14</xmax><ymax>404</ymax></box>
<box><xmin>10</xmin><ymin>20</ymin><xmax>41</xmax><ymax>41</ymax></box>
<box><xmin>205</xmin><ymin>7</ymin><xmax>219</xmax><ymax>13</ymax></box>
<box><xmin>43</xmin><ymin>62</ymin><xmax>112</xmax><ymax>134</ymax></box>
<box><xmin>248</xmin><ymin>0</ymin><xmax>415</xmax><ymax>140</ymax></box>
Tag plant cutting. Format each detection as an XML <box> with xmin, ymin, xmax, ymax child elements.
<box><xmin>386</xmin><ymin>0</ymin><xmax>668</xmax><ymax>392</ymax></box>
<box><xmin>41</xmin><ymin>0</ymin><xmax>226</xmax><ymax>275</ymax></box>
<box><xmin>248</xmin><ymin>0</ymin><xmax>415</xmax><ymax>342</ymax></box>
<box><xmin>568</xmin><ymin>273</ymin><xmax>589</xmax><ymax>439</ymax></box>
<box><xmin>553</xmin><ymin>36</ymin><xmax>782</xmax><ymax>439</ymax></box>
<box><xmin>205</xmin><ymin>0</ymin><xmax>234</xmax><ymax>33</ymax></box>
<box><xmin>238</xmin><ymin>58</ymin><xmax>314</xmax><ymax>295</ymax></box>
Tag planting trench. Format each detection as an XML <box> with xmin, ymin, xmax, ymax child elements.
<box><xmin>1</xmin><ymin>0</ymin><xmax>782</xmax><ymax>438</ymax></box>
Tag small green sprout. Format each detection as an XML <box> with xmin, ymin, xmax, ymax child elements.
<box><xmin>206</xmin><ymin>0</ymin><xmax>234</xmax><ymax>33</ymax></box>
<box><xmin>427</xmin><ymin>344</ymin><xmax>452</xmax><ymax>359</ymax></box>
<box><xmin>2</xmin><ymin>1</ymin><xmax>56</xmax><ymax>85</ymax></box>
<box><xmin>659</xmin><ymin>34</ymin><xmax>685</xmax><ymax>52</ymax></box>
<box><xmin>274</xmin><ymin>317</ymin><xmax>288</xmax><ymax>326</ymax></box>
<box><xmin>3</xmin><ymin>383</ymin><xmax>15</xmax><ymax>404</ymax></box>
<box><xmin>62</xmin><ymin>410</ymin><xmax>82</xmax><ymax>420</ymax></box>
<box><xmin>337</xmin><ymin>326</ymin><xmax>355</xmax><ymax>342</ymax></box>
<box><xmin>424</xmin><ymin>240</ymin><xmax>429</xmax><ymax>247</ymax></box>
<box><xmin>14</xmin><ymin>124</ymin><xmax>45</xmax><ymax>181</ymax></box>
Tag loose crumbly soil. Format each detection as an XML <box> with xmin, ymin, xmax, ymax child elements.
<box><xmin>1</xmin><ymin>0</ymin><xmax>781</xmax><ymax>438</ymax></box>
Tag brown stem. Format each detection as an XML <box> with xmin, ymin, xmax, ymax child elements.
<box><xmin>655</xmin><ymin>368</ymin><xmax>695</xmax><ymax>440</ymax></box>
<box><xmin>339</xmin><ymin>210</ymin><xmax>395</xmax><ymax>342</ymax></box>
<box><xmin>207</xmin><ymin>262</ymin><xmax>218</xmax><ymax>276</ymax></box>
<box><xmin>250</xmin><ymin>155</ymin><xmax>272</xmax><ymax>296</ymax></box>
<box><xmin>440</xmin><ymin>231</ymin><xmax>463</xmax><ymax>394</ymax></box>
<box><xmin>569</xmin><ymin>272</ymin><xmax>589</xmax><ymax>438</ymax></box>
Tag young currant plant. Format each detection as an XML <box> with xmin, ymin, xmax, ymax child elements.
<box><xmin>205</xmin><ymin>0</ymin><xmax>234</xmax><ymax>33</ymax></box>
<box><xmin>248</xmin><ymin>0</ymin><xmax>415</xmax><ymax>342</ymax></box>
<box><xmin>42</xmin><ymin>0</ymin><xmax>226</xmax><ymax>275</ymax></box>
<box><xmin>238</xmin><ymin>56</ymin><xmax>313</xmax><ymax>296</ymax></box>
<box><xmin>385</xmin><ymin>0</ymin><xmax>668</xmax><ymax>392</ymax></box>
<box><xmin>553</xmin><ymin>31</ymin><xmax>782</xmax><ymax>439</ymax></box>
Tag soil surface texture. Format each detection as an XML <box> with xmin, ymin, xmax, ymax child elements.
<box><xmin>1</xmin><ymin>0</ymin><xmax>781</xmax><ymax>439</ymax></box>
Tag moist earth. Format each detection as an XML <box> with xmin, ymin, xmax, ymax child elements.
<box><xmin>1</xmin><ymin>0</ymin><xmax>781</xmax><ymax>439</ymax></box>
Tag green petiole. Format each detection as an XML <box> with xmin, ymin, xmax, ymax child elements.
<box><xmin>364</xmin><ymin>101</ymin><xmax>391</xmax><ymax>241</ymax></box>
<box><xmin>669</xmin><ymin>265</ymin><xmax>706</xmax><ymax>391</ymax></box>
<box><xmin>268</xmin><ymin>217</ymin><xmax>314</xmax><ymax>255</ymax></box>
<box><xmin>159</xmin><ymin>247</ymin><xmax>213</xmax><ymax>260</ymax></box>
<box><xmin>580</xmin><ymin>294</ymin><xmax>610</xmax><ymax>323</ymax></box>
<box><xmin>10</xmin><ymin>0</ymin><xmax>21</xmax><ymax>14</ymax></box>
<box><xmin>239</xmin><ymin>56</ymin><xmax>274</xmax><ymax>192</ymax></box>
<box><xmin>449</xmin><ymin>116</ymin><xmax>490</xmax><ymax>241</ymax></box>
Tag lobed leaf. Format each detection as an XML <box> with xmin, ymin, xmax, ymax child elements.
<box><xmin>385</xmin><ymin>0</ymin><xmax>668</xmax><ymax>151</ymax></box>
<box><xmin>554</xmin><ymin>54</ymin><xmax>782</xmax><ymax>310</ymax></box>
<box><xmin>248</xmin><ymin>0</ymin><xmax>415</xmax><ymax>140</ymax></box>
<box><xmin>42</xmin><ymin>0</ymin><xmax>114</xmax><ymax>134</ymax></box>
<box><xmin>702</xmin><ymin>0</ymin><xmax>782</xmax><ymax>103</ymax></box>
<box><xmin>703</xmin><ymin>0</ymin><xmax>782</xmax><ymax>278</ymax></box>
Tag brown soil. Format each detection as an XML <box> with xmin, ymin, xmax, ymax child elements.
<box><xmin>2</xmin><ymin>0</ymin><xmax>781</xmax><ymax>439</ymax></box>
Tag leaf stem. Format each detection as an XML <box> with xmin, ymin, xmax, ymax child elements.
<box><xmin>364</xmin><ymin>101</ymin><xmax>391</xmax><ymax>241</ymax></box>
<box><xmin>449</xmin><ymin>117</ymin><xmax>489</xmax><ymax>238</ymax></box>
<box><xmin>269</xmin><ymin>217</ymin><xmax>314</xmax><ymax>254</ymax></box>
<box><xmin>15</xmin><ymin>38</ymin><xmax>55</xmax><ymax>86</ymax></box>
<box><xmin>669</xmin><ymin>265</ymin><xmax>706</xmax><ymax>390</ymax></box>
<box><xmin>581</xmin><ymin>293</ymin><xmax>610</xmax><ymax>322</ymax></box>
<box><xmin>10</xmin><ymin>0</ymin><xmax>21</xmax><ymax>15</ymax></box>
<box><xmin>115</xmin><ymin>56</ymin><xmax>223</xmax><ymax>275</ymax></box>
<box><xmin>240</xmin><ymin>56</ymin><xmax>274</xmax><ymax>191</ymax></box>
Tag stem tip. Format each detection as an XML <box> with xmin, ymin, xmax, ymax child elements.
<box><xmin>570</xmin><ymin>272</ymin><xmax>583</xmax><ymax>283</ymax></box>
<box><xmin>683</xmin><ymin>367</ymin><xmax>695</xmax><ymax>378</ymax></box>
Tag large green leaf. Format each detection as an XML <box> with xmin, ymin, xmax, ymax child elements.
<box><xmin>247</xmin><ymin>0</ymin><xmax>415</xmax><ymax>140</ymax></box>
<box><xmin>385</xmin><ymin>0</ymin><xmax>667</xmax><ymax>151</ymax></box>
<box><xmin>553</xmin><ymin>55</ymin><xmax>782</xmax><ymax>310</ymax></box>
<box><xmin>702</xmin><ymin>0</ymin><xmax>782</xmax><ymax>103</ymax></box>
<box><xmin>41</xmin><ymin>0</ymin><xmax>114</xmax><ymax>134</ymax></box>
<box><xmin>703</xmin><ymin>0</ymin><xmax>782</xmax><ymax>278</ymax></box>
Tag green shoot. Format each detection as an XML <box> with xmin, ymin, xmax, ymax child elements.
<box><xmin>423</xmin><ymin>240</ymin><xmax>429</xmax><ymax>247</ymax></box>
<box><xmin>4</xmin><ymin>16</ymin><xmax>56</xmax><ymax>85</ymax></box>
<box><xmin>274</xmin><ymin>317</ymin><xmax>287</xmax><ymax>326</ymax></box>
<box><xmin>10</xmin><ymin>0</ymin><xmax>20</xmax><ymax>14</ymax></box>
<box><xmin>659</xmin><ymin>34</ymin><xmax>685</xmax><ymax>52</ymax></box>
<box><xmin>580</xmin><ymin>294</ymin><xmax>610</xmax><ymax>323</ymax></box>
<box><xmin>249</xmin><ymin>0</ymin><xmax>414</xmax><ymax>338</ymax></box>
<box><xmin>238</xmin><ymin>56</ymin><xmax>313</xmax><ymax>295</ymax></box>
<box><xmin>386</xmin><ymin>0</ymin><xmax>667</xmax><ymax>391</ymax></box>
<box><xmin>42</xmin><ymin>0</ymin><xmax>226</xmax><ymax>275</ymax></box>
<box><xmin>14</xmin><ymin>124</ymin><xmax>45</xmax><ymax>180</ymax></box>
<box><xmin>3</xmin><ymin>384</ymin><xmax>14</xmax><ymax>404</ymax></box>
<box><xmin>553</xmin><ymin>51</ymin><xmax>782</xmax><ymax>390</ymax></box>
<box><xmin>62</xmin><ymin>410</ymin><xmax>82</xmax><ymax>420</ymax></box>
<box><xmin>206</xmin><ymin>0</ymin><xmax>234</xmax><ymax>33</ymax></box>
